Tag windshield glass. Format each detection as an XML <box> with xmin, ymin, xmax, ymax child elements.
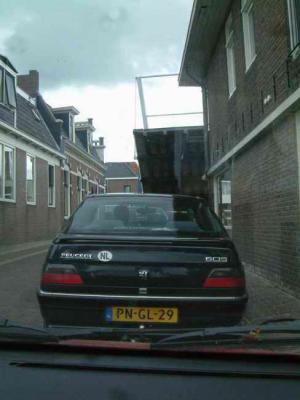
<box><xmin>66</xmin><ymin>196</ymin><xmax>224</xmax><ymax>236</ymax></box>
<box><xmin>1</xmin><ymin>0</ymin><xmax>300</xmax><ymax>354</ymax></box>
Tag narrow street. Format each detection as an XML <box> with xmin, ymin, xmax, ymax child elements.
<box><xmin>1</xmin><ymin>250</ymin><xmax>300</xmax><ymax>328</ymax></box>
<box><xmin>0</xmin><ymin>251</ymin><xmax>47</xmax><ymax>327</ymax></box>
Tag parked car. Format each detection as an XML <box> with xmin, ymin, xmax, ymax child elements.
<box><xmin>38</xmin><ymin>194</ymin><xmax>248</xmax><ymax>328</ymax></box>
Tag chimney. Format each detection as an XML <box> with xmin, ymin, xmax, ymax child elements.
<box><xmin>93</xmin><ymin>137</ymin><xmax>105</xmax><ymax>162</ymax></box>
<box><xmin>17</xmin><ymin>70</ymin><xmax>39</xmax><ymax>97</ymax></box>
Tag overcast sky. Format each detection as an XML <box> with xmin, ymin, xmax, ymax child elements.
<box><xmin>0</xmin><ymin>0</ymin><xmax>202</xmax><ymax>161</ymax></box>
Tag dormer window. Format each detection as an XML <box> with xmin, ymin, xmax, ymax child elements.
<box><xmin>52</xmin><ymin>106</ymin><xmax>79</xmax><ymax>143</ymax></box>
<box><xmin>0</xmin><ymin>67</ymin><xmax>17</xmax><ymax>108</ymax></box>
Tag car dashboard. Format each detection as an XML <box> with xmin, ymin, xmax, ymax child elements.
<box><xmin>1</xmin><ymin>342</ymin><xmax>300</xmax><ymax>399</ymax></box>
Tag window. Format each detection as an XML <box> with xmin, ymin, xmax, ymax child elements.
<box><xmin>214</xmin><ymin>170</ymin><xmax>232</xmax><ymax>232</ymax></box>
<box><xmin>77</xmin><ymin>174</ymin><xmax>82</xmax><ymax>204</ymax></box>
<box><xmin>82</xmin><ymin>178</ymin><xmax>87</xmax><ymax>199</ymax></box>
<box><xmin>63</xmin><ymin>170</ymin><xmax>70</xmax><ymax>218</ymax></box>
<box><xmin>26</xmin><ymin>154</ymin><xmax>35</xmax><ymax>204</ymax></box>
<box><xmin>5</xmin><ymin>72</ymin><xmax>17</xmax><ymax>107</ymax></box>
<box><xmin>225</xmin><ymin>13</ymin><xmax>236</xmax><ymax>96</ymax></box>
<box><xmin>32</xmin><ymin>109</ymin><xmax>41</xmax><ymax>122</ymax></box>
<box><xmin>124</xmin><ymin>184</ymin><xmax>131</xmax><ymax>193</ymax></box>
<box><xmin>241</xmin><ymin>0</ymin><xmax>256</xmax><ymax>70</ymax></box>
<box><xmin>48</xmin><ymin>165</ymin><xmax>55</xmax><ymax>207</ymax></box>
<box><xmin>66</xmin><ymin>196</ymin><xmax>224</xmax><ymax>237</ymax></box>
<box><xmin>0</xmin><ymin>68</ymin><xmax>17</xmax><ymax>108</ymax></box>
<box><xmin>97</xmin><ymin>184</ymin><xmax>104</xmax><ymax>194</ymax></box>
<box><xmin>0</xmin><ymin>144</ymin><xmax>15</xmax><ymax>201</ymax></box>
<box><xmin>0</xmin><ymin>68</ymin><xmax>3</xmax><ymax>103</ymax></box>
<box><xmin>287</xmin><ymin>0</ymin><xmax>300</xmax><ymax>51</ymax></box>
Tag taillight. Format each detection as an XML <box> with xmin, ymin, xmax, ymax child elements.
<box><xmin>203</xmin><ymin>268</ymin><xmax>245</xmax><ymax>288</ymax></box>
<box><xmin>42</xmin><ymin>264</ymin><xmax>83</xmax><ymax>285</ymax></box>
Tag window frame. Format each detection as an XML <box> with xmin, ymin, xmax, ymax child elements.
<box><xmin>241</xmin><ymin>0</ymin><xmax>256</xmax><ymax>71</ymax></box>
<box><xmin>0</xmin><ymin>67</ymin><xmax>3</xmax><ymax>104</ymax></box>
<box><xmin>82</xmin><ymin>176</ymin><xmax>88</xmax><ymax>199</ymax></box>
<box><xmin>0</xmin><ymin>142</ymin><xmax>16</xmax><ymax>203</ymax></box>
<box><xmin>123</xmin><ymin>184</ymin><xmax>131</xmax><ymax>193</ymax></box>
<box><xmin>5</xmin><ymin>71</ymin><xmax>17</xmax><ymax>108</ymax></box>
<box><xmin>287</xmin><ymin>0</ymin><xmax>300</xmax><ymax>54</ymax></box>
<box><xmin>48</xmin><ymin>164</ymin><xmax>56</xmax><ymax>208</ymax></box>
<box><xmin>0</xmin><ymin>67</ymin><xmax>17</xmax><ymax>109</ymax></box>
<box><xmin>213</xmin><ymin>169</ymin><xmax>232</xmax><ymax>232</ymax></box>
<box><xmin>77</xmin><ymin>172</ymin><xmax>83</xmax><ymax>205</ymax></box>
<box><xmin>225</xmin><ymin>13</ymin><xmax>237</xmax><ymax>97</ymax></box>
<box><xmin>26</xmin><ymin>153</ymin><xmax>36</xmax><ymax>205</ymax></box>
<box><xmin>63</xmin><ymin>168</ymin><xmax>71</xmax><ymax>219</ymax></box>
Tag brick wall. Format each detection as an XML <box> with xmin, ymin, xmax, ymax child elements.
<box><xmin>106</xmin><ymin>179</ymin><xmax>139</xmax><ymax>193</ymax></box>
<box><xmin>204</xmin><ymin>0</ymin><xmax>300</xmax><ymax>293</ymax></box>
<box><xmin>67</xmin><ymin>153</ymin><xmax>105</xmax><ymax>214</ymax></box>
<box><xmin>232</xmin><ymin>114</ymin><xmax>300</xmax><ymax>293</ymax></box>
<box><xmin>206</xmin><ymin>0</ymin><xmax>300</xmax><ymax>165</ymax></box>
<box><xmin>0</xmin><ymin>148</ymin><xmax>62</xmax><ymax>244</ymax></box>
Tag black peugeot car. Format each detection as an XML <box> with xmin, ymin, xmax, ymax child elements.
<box><xmin>38</xmin><ymin>194</ymin><xmax>248</xmax><ymax>328</ymax></box>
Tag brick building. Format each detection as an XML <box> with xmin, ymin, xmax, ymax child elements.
<box><xmin>105</xmin><ymin>162</ymin><xmax>142</xmax><ymax>193</ymax></box>
<box><xmin>51</xmin><ymin>110</ymin><xmax>106</xmax><ymax>218</ymax></box>
<box><xmin>179</xmin><ymin>1</ymin><xmax>300</xmax><ymax>293</ymax></box>
<box><xmin>0</xmin><ymin>55</ymin><xmax>105</xmax><ymax>244</ymax></box>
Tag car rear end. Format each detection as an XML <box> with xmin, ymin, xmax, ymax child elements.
<box><xmin>38</xmin><ymin>194</ymin><xmax>247</xmax><ymax>328</ymax></box>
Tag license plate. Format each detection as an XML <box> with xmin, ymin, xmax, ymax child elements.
<box><xmin>105</xmin><ymin>307</ymin><xmax>178</xmax><ymax>323</ymax></box>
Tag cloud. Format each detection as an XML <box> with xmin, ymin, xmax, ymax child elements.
<box><xmin>0</xmin><ymin>0</ymin><xmax>193</xmax><ymax>89</ymax></box>
<box><xmin>44</xmin><ymin>83</ymin><xmax>138</xmax><ymax>162</ymax></box>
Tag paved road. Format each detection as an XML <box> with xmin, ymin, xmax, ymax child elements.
<box><xmin>0</xmin><ymin>251</ymin><xmax>47</xmax><ymax>327</ymax></box>
<box><xmin>1</xmin><ymin>251</ymin><xmax>300</xmax><ymax>328</ymax></box>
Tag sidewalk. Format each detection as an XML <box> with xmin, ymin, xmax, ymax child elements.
<box><xmin>243</xmin><ymin>267</ymin><xmax>300</xmax><ymax>324</ymax></box>
<box><xmin>0</xmin><ymin>240</ymin><xmax>51</xmax><ymax>264</ymax></box>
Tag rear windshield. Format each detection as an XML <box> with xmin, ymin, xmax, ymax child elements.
<box><xmin>65</xmin><ymin>196</ymin><xmax>226</xmax><ymax>237</ymax></box>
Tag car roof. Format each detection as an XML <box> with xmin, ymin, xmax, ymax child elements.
<box><xmin>86</xmin><ymin>193</ymin><xmax>206</xmax><ymax>201</ymax></box>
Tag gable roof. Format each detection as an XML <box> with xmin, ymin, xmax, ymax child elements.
<box><xmin>127</xmin><ymin>161</ymin><xmax>140</xmax><ymax>175</ymax></box>
<box><xmin>105</xmin><ymin>162</ymin><xmax>140</xmax><ymax>179</ymax></box>
<box><xmin>16</xmin><ymin>94</ymin><xmax>60</xmax><ymax>151</ymax></box>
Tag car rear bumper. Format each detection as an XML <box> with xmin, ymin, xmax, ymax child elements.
<box><xmin>38</xmin><ymin>290</ymin><xmax>248</xmax><ymax>328</ymax></box>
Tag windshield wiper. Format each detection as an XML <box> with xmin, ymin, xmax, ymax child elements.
<box><xmin>48</xmin><ymin>326</ymin><xmax>199</xmax><ymax>342</ymax></box>
<box><xmin>2</xmin><ymin>318</ymin><xmax>300</xmax><ymax>346</ymax></box>
<box><xmin>151</xmin><ymin>319</ymin><xmax>300</xmax><ymax>348</ymax></box>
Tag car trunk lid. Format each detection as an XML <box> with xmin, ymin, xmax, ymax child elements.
<box><xmin>45</xmin><ymin>235</ymin><xmax>240</xmax><ymax>296</ymax></box>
